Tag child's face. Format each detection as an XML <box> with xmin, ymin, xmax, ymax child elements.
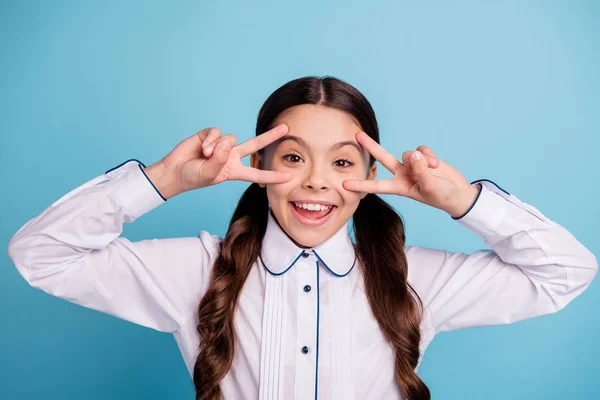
<box><xmin>251</xmin><ymin>104</ymin><xmax>377</xmax><ymax>248</ymax></box>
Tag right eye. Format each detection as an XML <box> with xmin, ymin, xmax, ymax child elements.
<box><xmin>282</xmin><ymin>153</ymin><xmax>304</xmax><ymax>163</ymax></box>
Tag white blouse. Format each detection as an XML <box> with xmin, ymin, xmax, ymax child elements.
<box><xmin>7</xmin><ymin>159</ymin><xmax>597</xmax><ymax>399</ymax></box>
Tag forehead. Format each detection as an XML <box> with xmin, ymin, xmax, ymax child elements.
<box><xmin>273</xmin><ymin>104</ymin><xmax>361</xmax><ymax>146</ymax></box>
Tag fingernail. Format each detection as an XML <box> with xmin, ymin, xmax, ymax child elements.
<box><xmin>412</xmin><ymin>151</ymin><xmax>423</xmax><ymax>161</ymax></box>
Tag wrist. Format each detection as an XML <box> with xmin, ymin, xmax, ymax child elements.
<box><xmin>143</xmin><ymin>161</ymin><xmax>182</xmax><ymax>200</ymax></box>
<box><xmin>446</xmin><ymin>183</ymin><xmax>481</xmax><ymax>219</ymax></box>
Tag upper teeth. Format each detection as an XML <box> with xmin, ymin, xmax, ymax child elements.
<box><xmin>294</xmin><ymin>203</ymin><xmax>332</xmax><ymax>211</ymax></box>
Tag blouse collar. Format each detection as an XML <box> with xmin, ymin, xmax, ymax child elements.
<box><xmin>260</xmin><ymin>209</ymin><xmax>357</xmax><ymax>277</ymax></box>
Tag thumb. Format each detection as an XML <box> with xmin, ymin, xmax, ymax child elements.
<box><xmin>410</xmin><ymin>151</ymin><xmax>435</xmax><ymax>191</ymax></box>
<box><xmin>202</xmin><ymin>137</ymin><xmax>234</xmax><ymax>181</ymax></box>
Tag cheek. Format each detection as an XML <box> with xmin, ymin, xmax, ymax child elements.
<box><xmin>332</xmin><ymin>180</ymin><xmax>361</xmax><ymax>204</ymax></box>
<box><xmin>266</xmin><ymin>182</ymin><xmax>294</xmax><ymax>205</ymax></box>
<box><xmin>340</xmin><ymin>190</ymin><xmax>363</xmax><ymax>206</ymax></box>
<box><xmin>336</xmin><ymin>170</ymin><xmax>367</xmax><ymax>199</ymax></box>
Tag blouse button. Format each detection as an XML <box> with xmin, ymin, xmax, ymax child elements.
<box><xmin>303</xmin><ymin>285</ymin><xmax>311</xmax><ymax>293</ymax></box>
<box><xmin>301</xmin><ymin>346</ymin><xmax>310</xmax><ymax>354</ymax></box>
<box><xmin>301</xmin><ymin>252</ymin><xmax>310</xmax><ymax>258</ymax></box>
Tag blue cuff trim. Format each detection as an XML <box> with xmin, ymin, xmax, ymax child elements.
<box><xmin>451</xmin><ymin>180</ymin><xmax>483</xmax><ymax>220</ymax></box>
<box><xmin>104</xmin><ymin>158</ymin><xmax>147</xmax><ymax>174</ymax></box>
<box><xmin>451</xmin><ymin>179</ymin><xmax>510</xmax><ymax>220</ymax></box>
<box><xmin>138</xmin><ymin>164</ymin><xmax>167</xmax><ymax>202</ymax></box>
<box><xmin>471</xmin><ymin>178</ymin><xmax>510</xmax><ymax>196</ymax></box>
<box><xmin>104</xmin><ymin>159</ymin><xmax>167</xmax><ymax>202</ymax></box>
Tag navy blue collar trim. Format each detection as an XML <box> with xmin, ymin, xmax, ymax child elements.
<box><xmin>259</xmin><ymin>250</ymin><xmax>357</xmax><ymax>278</ymax></box>
<box><xmin>313</xmin><ymin>250</ymin><xmax>356</xmax><ymax>278</ymax></box>
<box><xmin>259</xmin><ymin>252</ymin><xmax>305</xmax><ymax>276</ymax></box>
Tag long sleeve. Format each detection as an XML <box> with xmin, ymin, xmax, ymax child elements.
<box><xmin>406</xmin><ymin>179</ymin><xmax>598</xmax><ymax>334</ymax></box>
<box><xmin>7</xmin><ymin>159</ymin><xmax>221</xmax><ymax>333</ymax></box>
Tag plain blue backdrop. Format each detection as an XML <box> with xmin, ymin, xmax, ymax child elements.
<box><xmin>1</xmin><ymin>1</ymin><xmax>598</xmax><ymax>399</ymax></box>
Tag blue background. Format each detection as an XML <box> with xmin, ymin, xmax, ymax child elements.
<box><xmin>1</xmin><ymin>1</ymin><xmax>598</xmax><ymax>398</ymax></box>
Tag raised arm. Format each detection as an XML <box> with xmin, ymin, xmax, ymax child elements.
<box><xmin>7</xmin><ymin>125</ymin><xmax>294</xmax><ymax>333</ymax></box>
<box><xmin>341</xmin><ymin>134</ymin><xmax>597</xmax><ymax>333</ymax></box>
<box><xmin>7</xmin><ymin>159</ymin><xmax>221</xmax><ymax>333</ymax></box>
<box><xmin>407</xmin><ymin>179</ymin><xmax>598</xmax><ymax>333</ymax></box>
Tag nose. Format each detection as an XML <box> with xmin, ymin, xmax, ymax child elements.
<box><xmin>303</xmin><ymin>163</ymin><xmax>329</xmax><ymax>191</ymax></box>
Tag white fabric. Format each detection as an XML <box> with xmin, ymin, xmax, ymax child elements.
<box><xmin>8</xmin><ymin>160</ymin><xmax>597</xmax><ymax>399</ymax></box>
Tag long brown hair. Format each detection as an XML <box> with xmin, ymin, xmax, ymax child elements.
<box><xmin>193</xmin><ymin>76</ymin><xmax>430</xmax><ymax>399</ymax></box>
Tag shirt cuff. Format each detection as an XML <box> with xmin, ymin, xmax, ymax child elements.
<box><xmin>452</xmin><ymin>179</ymin><xmax>551</xmax><ymax>236</ymax></box>
<box><xmin>105</xmin><ymin>159</ymin><xmax>166</xmax><ymax>219</ymax></box>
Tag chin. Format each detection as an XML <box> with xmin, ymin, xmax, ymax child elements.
<box><xmin>290</xmin><ymin>234</ymin><xmax>324</xmax><ymax>249</ymax></box>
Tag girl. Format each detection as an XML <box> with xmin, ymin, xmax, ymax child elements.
<box><xmin>8</xmin><ymin>76</ymin><xmax>597</xmax><ymax>400</ymax></box>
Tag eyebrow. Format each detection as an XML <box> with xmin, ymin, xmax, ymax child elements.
<box><xmin>276</xmin><ymin>135</ymin><xmax>362</xmax><ymax>153</ymax></box>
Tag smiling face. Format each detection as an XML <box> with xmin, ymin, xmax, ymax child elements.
<box><xmin>251</xmin><ymin>104</ymin><xmax>377</xmax><ymax>249</ymax></box>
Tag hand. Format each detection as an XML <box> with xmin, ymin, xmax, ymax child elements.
<box><xmin>342</xmin><ymin>131</ymin><xmax>480</xmax><ymax>218</ymax></box>
<box><xmin>146</xmin><ymin>124</ymin><xmax>292</xmax><ymax>198</ymax></box>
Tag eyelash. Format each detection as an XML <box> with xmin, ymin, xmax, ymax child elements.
<box><xmin>282</xmin><ymin>153</ymin><xmax>354</xmax><ymax>168</ymax></box>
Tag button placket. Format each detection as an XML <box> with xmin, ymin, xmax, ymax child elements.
<box><xmin>294</xmin><ymin>252</ymin><xmax>319</xmax><ymax>398</ymax></box>
<box><xmin>302</xmin><ymin>251</ymin><xmax>313</xmax><ymax>294</ymax></box>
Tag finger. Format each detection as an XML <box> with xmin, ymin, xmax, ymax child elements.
<box><xmin>409</xmin><ymin>150</ymin><xmax>435</xmax><ymax>191</ymax></box>
<box><xmin>355</xmin><ymin>131</ymin><xmax>404</xmax><ymax>174</ymax></box>
<box><xmin>236</xmin><ymin>124</ymin><xmax>289</xmax><ymax>157</ymax></box>
<box><xmin>416</xmin><ymin>145</ymin><xmax>439</xmax><ymax>168</ymax></box>
<box><xmin>201</xmin><ymin>128</ymin><xmax>224</xmax><ymax>157</ymax></box>
<box><xmin>402</xmin><ymin>150</ymin><xmax>439</xmax><ymax>169</ymax></box>
<box><xmin>202</xmin><ymin>135</ymin><xmax>236</xmax><ymax>179</ymax></box>
<box><xmin>204</xmin><ymin>134</ymin><xmax>236</xmax><ymax>158</ymax></box>
<box><xmin>218</xmin><ymin>134</ymin><xmax>237</xmax><ymax>149</ymax></box>
<box><xmin>206</xmin><ymin>134</ymin><xmax>237</xmax><ymax>156</ymax></box>
<box><xmin>416</xmin><ymin>145</ymin><xmax>437</xmax><ymax>159</ymax></box>
<box><xmin>232</xmin><ymin>166</ymin><xmax>293</xmax><ymax>184</ymax></box>
<box><xmin>428</xmin><ymin>157</ymin><xmax>440</xmax><ymax>168</ymax></box>
<box><xmin>342</xmin><ymin>179</ymin><xmax>399</xmax><ymax>195</ymax></box>
<box><xmin>196</xmin><ymin>127</ymin><xmax>221</xmax><ymax>145</ymax></box>
<box><xmin>176</xmin><ymin>127</ymin><xmax>219</xmax><ymax>155</ymax></box>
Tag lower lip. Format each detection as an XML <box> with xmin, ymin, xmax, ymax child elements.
<box><xmin>289</xmin><ymin>202</ymin><xmax>336</xmax><ymax>227</ymax></box>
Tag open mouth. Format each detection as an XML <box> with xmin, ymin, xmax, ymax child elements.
<box><xmin>289</xmin><ymin>202</ymin><xmax>337</xmax><ymax>227</ymax></box>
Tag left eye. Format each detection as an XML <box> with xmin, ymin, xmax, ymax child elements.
<box><xmin>334</xmin><ymin>159</ymin><xmax>353</xmax><ymax>168</ymax></box>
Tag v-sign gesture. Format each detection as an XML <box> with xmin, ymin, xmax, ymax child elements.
<box><xmin>146</xmin><ymin>124</ymin><xmax>292</xmax><ymax>199</ymax></box>
<box><xmin>343</xmin><ymin>131</ymin><xmax>480</xmax><ymax>218</ymax></box>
